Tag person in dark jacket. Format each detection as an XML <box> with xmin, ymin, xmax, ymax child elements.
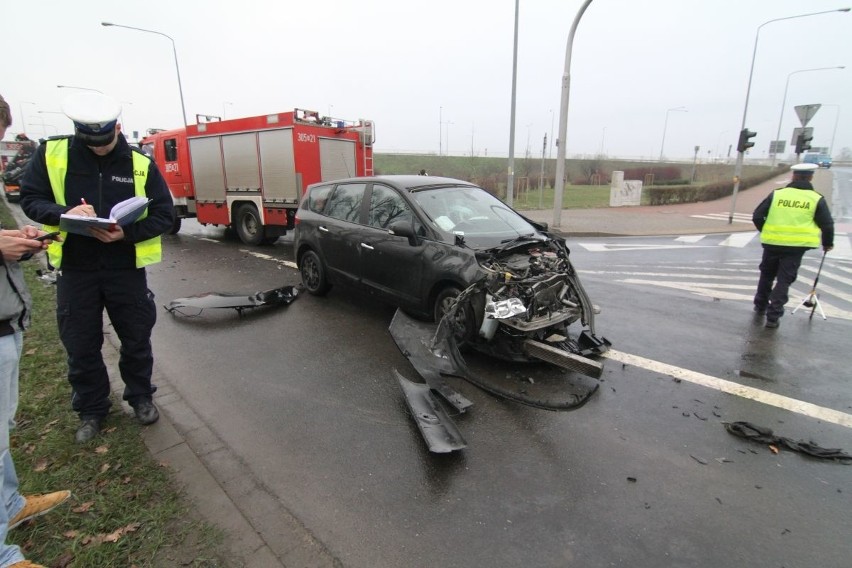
<box><xmin>751</xmin><ymin>163</ymin><xmax>834</xmax><ymax>329</ymax></box>
<box><xmin>20</xmin><ymin>92</ymin><xmax>174</xmax><ymax>443</ymax></box>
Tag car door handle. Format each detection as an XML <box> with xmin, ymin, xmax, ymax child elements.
<box><xmin>318</xmin><ymin>226</ymin><xmax>329</xmax><ymax>233</ymax></box>
<box><xmin>360</xmin><ymin>243</ymin><xmax>374</xmax><ymax>250</ymax></box>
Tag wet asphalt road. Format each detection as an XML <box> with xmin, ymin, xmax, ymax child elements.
<box><xmin>145</xmin><ymin>222</ymin><xmax>851</xmax><ymax>568</ymax></box>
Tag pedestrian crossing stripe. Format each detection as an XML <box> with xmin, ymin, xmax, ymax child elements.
<box><xmin>689</xmin><ymin>212</ymin><xmax>753</xmax><ymax>223</ymax></box>
<box><xmin>719</xmin><ymin>232</ymin><xmax>758</xmax><ymax>247</ymax></box>
<box><xmin>578</xmin><ymin>231</ymin><xmax>851</xmax><ymax>257</ymax></box>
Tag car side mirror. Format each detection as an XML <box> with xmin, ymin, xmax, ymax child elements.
<box><xmin>388</xmin><ymin>220</ymin><xmax>418</xmax><ymax>246</ymax></box>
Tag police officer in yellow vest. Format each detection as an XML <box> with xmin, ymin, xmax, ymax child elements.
<box><xmin>752</xmin><ymin>163</ymin><xmax>834</xmax><ymax>329</ymax></box>
<box><xmin>20</xmin><ymin>93</ymin><xmax>174</xmax><ymax>443</ymax></box>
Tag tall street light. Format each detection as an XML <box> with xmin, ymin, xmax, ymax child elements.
<box><xmin>57</xmin><ymin>85</ymin><xmax>103</xmax><ymax>94</ymax></box>
<box><xmin>659</xmin><ymin>106</ymin><xmax>687</xmax><ymax>161</ymax></box>
<box><xmin>38</xmin><ymin>110</ymin><xmax>68</xmax><ymax>135</ymax></box>
<box><xmin>439</xmin><ymin>106</ymin><xmax>443</xmax><ymax>156</ymax></box>
<box><xmin>771</xmin><ymin>66</ymin><xmax>844</xmax><ymax>166</ymax></box>
<box><xmin>101</xmin><ymin>22</ymin><xmax>188</xmax><ymax>127</ymax></box>
<box><xmin>507</xmin><ymin>0</ymin><xmax>520</xmax><ymax>207</ymax></box>
<box><xmin>18</xmin><ymin>101</ymin><xmax>36</xmax><ymax>136</ymax></box>
<box><xmin>822</xmin><ymin>103</ymin><xmax>841</xmax><ymax>157</ymax></box>
<box><xmin>727</xmin><ymin>7</ymin><xmax>850</xmax><ymax>224</ymax></box>
<box><xmin>552</xmin><ymin>0</ymin><xmax>594</xmax><ymax>229</ymax></box>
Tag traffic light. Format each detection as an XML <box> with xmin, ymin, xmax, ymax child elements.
<box><xmin>737</xmin><ymin>128</ymin><xmax>757</xmax><ymax>153</ymax></box>
<box><xmin>795</xmin><ymin>132</ymin><xmax>813</xmax><ymax>154</ymax></box>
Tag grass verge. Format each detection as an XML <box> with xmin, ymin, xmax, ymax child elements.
<box><xmin>2</xmin><ymin>200</ymin><xmax>231</xmax><ymax>567</ymax></box>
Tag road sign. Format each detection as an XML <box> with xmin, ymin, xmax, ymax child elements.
<box><xmin>791</xmin><ymin>127</ymin><xmax>813</xmax><ymax>145</ymax></box>
<box><xmin>794</xmin><ymin>104</ymin><xmax>821</xmax><ymax>127</ymax></box>
<box><xmin>769</xmin><ymin>140</ymin><xmax>786</xmax><ymax>154</ymax></box>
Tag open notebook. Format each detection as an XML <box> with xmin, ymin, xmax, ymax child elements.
<box><xmin>59</xmin><ymin>196</ymin><xmax>151</xmax><ymax>236</ymax></box>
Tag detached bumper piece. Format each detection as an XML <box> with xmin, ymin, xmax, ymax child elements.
<box><xmin>389</xmin><ymin>309</ymin><xmax>603</xmax><ymax>453</ymax></box>
<box><xmin>395</xmin><ymin>371</ymin><xmax>467</xmax><ymax>453</ymax></box>
<box><xmin>164</xmin><ymin>285</ymin><xmax>299</xmax><ymax>316</ymax></box>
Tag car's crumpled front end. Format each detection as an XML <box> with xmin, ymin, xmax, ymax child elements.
<box><xmin>457</xmin><ymin>234</ymin><xmax>609</xmax><ymax>367</ymax></box>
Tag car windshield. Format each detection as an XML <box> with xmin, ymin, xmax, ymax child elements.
<box><xmin>410</xmin><ymin>185</ymin><xmax>540</xmax><ymax>248</ymax></box>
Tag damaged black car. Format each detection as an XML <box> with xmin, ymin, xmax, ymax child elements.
<box><xmin>294</xmin><ymin>175</ymin><xmax>609</xmax><ymax>450</ymax></box>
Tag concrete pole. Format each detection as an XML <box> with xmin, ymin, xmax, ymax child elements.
<box><xmin>552</xmin><ymin>0</ymin><xmax>594</xmax><ymax>229</ymax></box>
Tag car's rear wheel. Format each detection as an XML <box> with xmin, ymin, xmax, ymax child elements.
<box><xmin>433</xmin><ymin>286</ymin><xmax>476</xmax><ymax>346</ymax></box>
<box><xmin>300</xmin><ymin>250</ymin><xmax>331</xmax><ymax>296</ymax></box>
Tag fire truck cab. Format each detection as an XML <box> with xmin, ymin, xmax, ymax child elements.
<box><xmin>141</xmin><ymin>108</ymin><xmax>374</xmax><ymax>245</ymax></box>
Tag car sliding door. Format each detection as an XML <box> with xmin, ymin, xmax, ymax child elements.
<box><xmin>318</xmin><ymin>182</ymin><xmax>368</xmax><ymax>288</ymax></box>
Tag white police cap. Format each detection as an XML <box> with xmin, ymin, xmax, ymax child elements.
<box><xmin>791</xmin><ymin>163</ymin><xmax>818</xmax><ymax>173</ymax></box>
<box><xmin>61</xmin><ymin>92</ymin><xmax>121</xmax><ymax>147</ymax></box>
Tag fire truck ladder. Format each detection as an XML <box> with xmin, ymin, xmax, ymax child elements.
<box><xmin>359</xmin><ymin>120</ymin><xmax>374</xmax><ymax>176</ymax></box>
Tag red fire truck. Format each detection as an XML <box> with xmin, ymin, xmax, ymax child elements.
<box><xmin>141</xmin><ymin>108</ymin><xmax>374</xmax><ymax>244</ymax></box>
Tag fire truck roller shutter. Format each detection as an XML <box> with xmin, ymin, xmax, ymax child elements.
<box><xmin>188</xmin><ymin>136</ymin><xmax>227</xmax><ymax>202</ymax></box>
<box><xmin>223</xmin><ymin>133</ymin><xmax>260</xmax><ymax>191</ymax></box>
<box><xmin>258</xmin><ymin>128</ymin><xmax>298</xmax><ymax>201</ymax></box>
<box><xmin>319</xmin><ymin>138</ymin><xmax>357</xmax><ymax>181</ymax></box>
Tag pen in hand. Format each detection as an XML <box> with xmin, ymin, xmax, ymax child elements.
<box><xmin>78</xmin><ymin>198</ymin><xmax>94</xmax><ymax>216</ymax></box>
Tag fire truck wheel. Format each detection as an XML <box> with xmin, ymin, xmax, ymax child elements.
<box><xmin>235</xmin><ymin>204</ymin><xmax>265</xmax><ymax>245</ymax></box>
<box><xmin>300</xmin><ymin>250</ymin><xmax>330</xmax><ymax>296</ymax></box>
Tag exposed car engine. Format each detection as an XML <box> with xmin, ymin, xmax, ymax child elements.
<box><xmin>458</xmin><ymin>236</ymin><xmax>607</xmax><ymax>368</ymax></box>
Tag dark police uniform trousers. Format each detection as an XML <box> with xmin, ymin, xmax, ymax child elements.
<box><xmin>56</xmin><ymin>267</ymin><xmax>157</xmax><ymax>419</ymax></box>
<box><xmin>754</xmin><ymin>245</ymin><xmax>806</xmax><ymax>320</ymax></box>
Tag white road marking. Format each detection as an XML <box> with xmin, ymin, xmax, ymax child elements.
<box><xmin>675</xmin><ymin>235</ymin><xmax>706</xmax><ymax>243</ymax></box>
<box><xmin>577</xmin><ymin>243</ymin><xmax>713</xmax><ymax>252</ymax></box>
<box><xmin>719</xmin><ymin>231</ymin><xmax>758</xmax><ymax>248</ymax></box>
<box><xmin>581</xmin><ymin>270</ymin><xmax>753</xmax><ymax>280</ymax></box>
<box><xmin>604</xmin><ymin>349</ymin><xmax>852</xmax><ymax>429</ymax></box>
<box><xmin>619</xmin><ymin>278</ymin><xmax>755</xmax><ymax>300</ymax></box>
<box><xmin>689</xmin><ymin>213</ymin><xmax>753</xmax><ymax>223</ymax></box>
<box><xmin>241</xmin><ymin>249</ymin><xmax>298</xmax><ymax>269</ymax></box>
<box><xmin>829</xmin><ymin>231</ymin><xmax>852</xmax><ymax>260</ymax></box>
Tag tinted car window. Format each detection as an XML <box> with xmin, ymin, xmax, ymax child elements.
<box><xmin>325</xmin><ymin>183</ymin><xmax>366</xmax><ymax>223</ymax></box>
<box><xmin>308</xmin><ymin>184</ymin><xmax>333</xmax><ymax>213</ymax></box>
<box><xmin>368</xmin><ymin>184</ymin><xmax>412</xmax><ymax>229</ymax></box>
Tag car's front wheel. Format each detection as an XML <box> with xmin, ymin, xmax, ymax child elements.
<box><xmin>433</xmin><ymin>286</ymin><xmax>476</xmax><ymax>346</ymax></box>
<box><xmin>300</xmin><ymin>250</ymin><xmax>331</xmax><ymax>296</ymax></box>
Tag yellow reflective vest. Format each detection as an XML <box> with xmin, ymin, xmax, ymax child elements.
<box><xmin>42</xmin><ymin>138</ymin><xmax>162</xmax><ymax>268</ymax></box>
<box><xmin>760</xmin><ymin>186</ymin><xmax>822</xmax><ymax>248</ymax></box>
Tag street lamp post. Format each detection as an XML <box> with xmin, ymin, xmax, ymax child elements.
<box><xmin>439</xmin><ymin>106</ymin><xmax>443</xmax><ymax>156</ymax></box>
<box><xmin>57</xmin><ymin>85</ymin><xmax>103</xmax><ymax>94</ymax></box>
<box><xmin>552</xmin><ymin>0</ymin><xmax>594</xmax><ymax>229</ymax></box>
<box><xmin>771</xmin><ymin>66</ymin><xmax>844</xmax><ymax>166</ymax></box>
<box><xmin>507</xmin><ymin>0</ymin><xmax>520</xmax><ymax>207</ymax></box>
<box><xmin>101</xmin><ymin>22</ymin><xmax>188</xmax><ymax>127</ymax></box>
<box><xmin>18</xmin><ymin>101</ymin><xmax>36</xmax><ymax>136</ymax></box>
<box><xmin>223</xmin><ymin>101</ymin><xmax>233</xmax><ymax>120</ymax></box>
<box><xmin>659</xmin><ymin>106</ymin><xmax>687</xmax><ymax>161</ymax></box>
<box><xmin>38</xmin><ymin>110</ymin><xmax>68</xmax><ymax>136</ymax></box>
<box><xmin>727</xmin><ymin>7</ymin><xmax>850</xmax><ymax>224</ymax></box>
<box><xmin>822</xmin><ymin>104</ymin><xmax>841</xmax><ymax>157</ymax></box>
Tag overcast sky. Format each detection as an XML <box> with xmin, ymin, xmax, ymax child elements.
<box><xmin>3</xmin><ymin>0</ymin><xmax>851</xmax><ymax>161</ymax></box>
